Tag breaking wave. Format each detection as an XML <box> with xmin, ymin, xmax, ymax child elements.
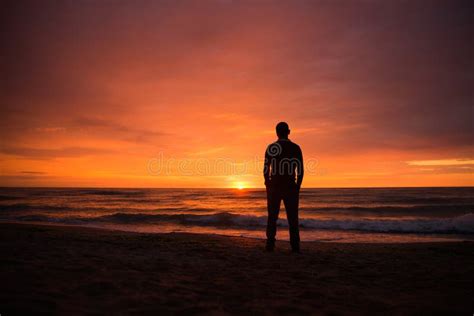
<box><xmin>4</xmin><ymin>212</ymin><xmax>474</xmax><ymax>234</ymax></box>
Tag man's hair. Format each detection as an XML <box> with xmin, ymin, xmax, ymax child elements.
<box><xmin>276</xmin><ymin>122</ymin><xmax>290</xmax><ymax>137</ymax></box>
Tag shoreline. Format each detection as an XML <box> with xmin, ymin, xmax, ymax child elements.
<box><xmin>1</xmin><ymin>222</ymin><xmax>473</xmax><ymax>314</ymax></box>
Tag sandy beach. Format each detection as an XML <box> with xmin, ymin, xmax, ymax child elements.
<box><xmin>1</xmin><ymin>223</ymin><xmax>473</xmax><ymax>315</ymax></box>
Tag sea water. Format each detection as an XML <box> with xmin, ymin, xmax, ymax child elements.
<box><xmin>1</xmin><ymin>187</ymin><xmax>473</xmax><ymax>243</ymax></box>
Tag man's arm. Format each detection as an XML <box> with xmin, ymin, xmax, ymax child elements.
<box><xmin>263</xmin><ymin>147</ymin><xmax>271</xmax><ymax>186</ymax></box>
<box><xmin>296</xmin><ymin>146</ymin><xmax>304</xmax><ymax>189</ymax></box>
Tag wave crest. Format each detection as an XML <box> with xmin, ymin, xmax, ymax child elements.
<box><xmin>4</xmin><ymin>212</ymin><xmax>474</xmax><ymax>234</ymax></box>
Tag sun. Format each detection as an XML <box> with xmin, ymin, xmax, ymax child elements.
<box><xmin>234</xmin><ymin>182</ymin><xmax>246</xmax><ymax>190</ymax></box>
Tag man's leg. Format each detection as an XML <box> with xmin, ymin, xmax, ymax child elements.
<box><xmin>266</xmin><ymin>187</ymin><xmax>281</xmax><ymax>251</ymax></box>
<box><xmin>283</xmin><ymin>187</ymin><xmax>300</xmax><ymax>252</ymax></box>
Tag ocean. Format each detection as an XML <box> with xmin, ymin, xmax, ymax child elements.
<box><xmin>1</xmin><ymin>187</ymin><xmax>473</xmax><ymax>243</ymax></box>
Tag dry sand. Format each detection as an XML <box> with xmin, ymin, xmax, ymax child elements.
<box><xmin>1</xmin><ymin>223</ymin><xmax>473</xmax><ymax>315</ymax></box>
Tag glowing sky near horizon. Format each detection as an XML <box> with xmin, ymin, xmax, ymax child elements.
<box><xmin>1</xmin><ymin>0</ymin><xmax>473</xmax><ymax>188</ymax></box>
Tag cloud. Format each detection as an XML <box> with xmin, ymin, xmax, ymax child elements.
<box><xmin>0</xmin><ymin>114</ymin><xmax>167</xmax><ymax>145</ymax></box>
<box><xmin>407</xmin><ymin>159</ymin><xmax>474</xmax><ymax>166</ymax></box>
<box><xmin>406</xmin><ymin>158</ymin><xmax>474</xmax><ymax>175</ymax></box>
<box><xmin>0</xmin><ymin>146</ymin><xmax>116</xmax><ymax>160</ymax></box>
<box><xmin>69</xmin><ymin>117</ymin><xmax>167</xmax><ymax>143</ymax></box>
<box><xmin>34</xmin><ymin>127</ymin><xmax>66</xmax><ymax>133</ymax></box>
<box><xmin>20</xmin><ymin>171</ymin><xmax>47</xmax><ymax>175</ymax></box>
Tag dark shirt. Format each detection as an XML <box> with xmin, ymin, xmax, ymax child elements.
<box><xmin>264</xmin><ymin>139</ymin><xmax>304</xmax><ymax>189</ymax></box>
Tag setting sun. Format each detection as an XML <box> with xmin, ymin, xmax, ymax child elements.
<box><xmin>234</xmin><ymin>182</ymin><xmax>246</xmax><ymax>190</ymax></box>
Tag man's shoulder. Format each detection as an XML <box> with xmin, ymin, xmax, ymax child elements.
<box><xmin>266</xmin><ymin>139</ymin><xmax>301</xmax><ymax>153</ymax></box>
<box><xmin>291</xmin><ymin>141</ymin><xmax>301</xmax><ymax>147</ymax></box>
<box><xmin>287</xmin><ymin>140</ymin><xmax>301</xmax><ymax>150</ymax></box>
<box><xmin>288</xmin><ymin>141</ymin><xmax>302</xmax><ymax>156</ymax></box>
<box><xmin>272</xmin><ymin>140</ymin><xmax>301</xmax><ymax>148</ymax></box>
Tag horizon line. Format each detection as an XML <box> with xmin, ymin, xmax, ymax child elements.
<box><xmin>0</xmin><ymin>185</ymin><xmax>473</xmax><ymax>189</ymax></box>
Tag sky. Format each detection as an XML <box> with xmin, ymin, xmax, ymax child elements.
<box><xmin>1</xmin><ymin>0</ymin><xmax>473</xmax><ymax>188</ymax></box>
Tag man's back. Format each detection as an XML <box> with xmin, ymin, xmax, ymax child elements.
<box><xmin>264</xmin><ymin>139</ymin><xmax>303</xmax><ymax>189</ymax></box>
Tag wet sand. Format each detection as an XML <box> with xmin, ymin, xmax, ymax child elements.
<box><xmin>1</xmin><ymin>223</ymin><xmax>473</xmax><ymax>315</ymax></box>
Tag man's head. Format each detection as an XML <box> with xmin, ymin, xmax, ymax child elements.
<box><xmin>276</xmin><ymin>122</ymin><xmax>290</xmax><ymax>139</ymax></box>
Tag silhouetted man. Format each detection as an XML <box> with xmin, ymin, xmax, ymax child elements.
<box><xmin>264</xmin><ymin>122</ymin><xmax>303</xmax><ymax>253</ymax></box>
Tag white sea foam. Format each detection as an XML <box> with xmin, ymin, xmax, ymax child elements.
<box><xmin>6</xmin><ymin>212</ymin><xmax>474</xmax><ymax>234</ymax></box>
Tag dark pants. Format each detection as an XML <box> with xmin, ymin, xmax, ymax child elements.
<box><xmin>266</xmin><ymin>185</ymin><xmax>300</xmax><ymax>250</ymax></box>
